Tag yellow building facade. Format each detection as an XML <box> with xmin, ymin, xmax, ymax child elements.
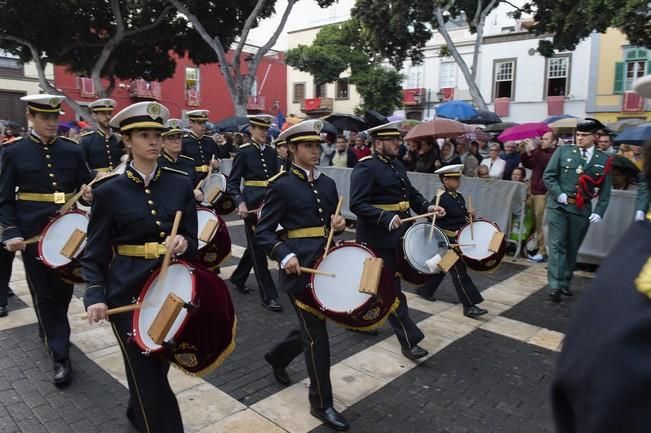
<box><xmin>587</xmin><ymin>28</ymin><xmax>651</xmax><ymax>123</ymax></box>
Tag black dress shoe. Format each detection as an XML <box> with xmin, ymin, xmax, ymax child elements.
<box><xmin>0</xmin><ymin>306</ymin><xmax>7</xmax><ymax>317</ymax></box>
<box><xmin>310</xmin><ymin>406</ymin><xmax>349</xmax><ymax>431</ymax></box>
<box><xmin>230</xmin><ymin>280</ymin><xmax>253</xmax><ymax>294</ymax></box>
<box><xmin>262</xmin><ymin>298</ymin><xmax>282</xmax><ymax>312</ymax></box>
<box><xmin>53</xmin><ymin>359</ymin><xmax>72</xmax><ymax>387</ymax></box>
<box><xmin>264</xmin><ymin>353</ymin><xmax>290</xmax><ymax>386</ymax></box>
<box><xmin>560</xmin><ymin>287</ymin><xmax>573</xmax><ymax>296</ymax></box>
<box><xmin>401</xmin><ymin>345</ymin><xmax>428</xmax><ymax>360</ymax></box>
<box><xmin>549</xmin><ymin>289</ymin><xmax>562</xmax><ymax>303</ymax></box>
<box><xmin>347</xmin><ymin>328</ymin><xmax>379</xmax><ymax>336</ymax></box>
<box><xmin>463</xmin><ymin>306</ymin><xmax>488</xmax><ymax>318</ymax></box>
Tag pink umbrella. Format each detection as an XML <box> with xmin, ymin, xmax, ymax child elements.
<box><xmin>404</xmin><ymin>117</ymin><xmax>467</xmax><ymax>140</ymax></box>
<box><xmin>498</xmin><ymin>122</ymin><xmax>551</xmax><ymax>141</ymax></box>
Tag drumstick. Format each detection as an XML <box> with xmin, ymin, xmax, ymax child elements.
<box><xmin>467</xmin><ymin>195</ymin><xmax>474</xmax><ymax>240</ymax></box>
<box><xmin>159</xmin><ymin>211</ymin><xmax>183</xmax><ymax>284</ymax></box>
<box><xmin>323</xmin><ymin>195</ymin><xmax>343</xmax><ymax>258</ymax></box>
<box><xmin>23</xmin><ymin>236</ymin><xmax>41</xmax><ymax>245</ymax></box>
<box><xmin>299</xmin><ymin>267</ymin><xmax>336</xmax><ymax>277</ymax></box>
<box><xmin>60</xmin><ymin>167</ymin><xmax>118</xmax><ymax>213</ymax></box>
<box><xmin>429</xmin><ymin>189</ymin><xmax>444</xmax><ymax>241</ymax></box>
<box><xmin>246</xmin><ymin>208</ymin><xmax>260</xmax><ymax>214</ymax></box>
<box><xmin>400</xmin><ymin>211</ymin><xmax>439</xmax><ymax>224</ymax></box>
<box><xmin>195</xmin><ymin>154</ymin><xmax>216</xmax><ymax>190</ymax></box>
<box><xmin>81</xmin><ymin>303</ymin><xmax>141</xmax><ymax>319</ymax></box>
<box><xmin>449</xmin><ymin>243</ymin><xmax>476</xmax><ymax>248</ymax></box>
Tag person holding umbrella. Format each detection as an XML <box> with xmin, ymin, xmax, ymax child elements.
<box><xmin>543</xmin><ymin>118</ymin><xmax>613</xmax><ymax>302</ymax></box>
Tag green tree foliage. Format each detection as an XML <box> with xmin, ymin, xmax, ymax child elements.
<box><xmin>286</xmin><ymin>20</ymin><xmax>404</xmax><ymax>115</ymax></box>
<box><xmin>520</xmin><ymin>0</ymin><xmax>650</xmax><ymax>56</ymax></box>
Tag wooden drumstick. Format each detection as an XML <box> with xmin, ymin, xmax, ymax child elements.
<box><xmin>449</xmin><ymin>243</ymin><xmax>476</xmax><ymax>248</ymax></box>
<box><xmin>429</xmin><ymin>189</ymin><xmax>444</xmax><ymax>241</ymax></box>
<box><xmin>60</xmin><ymin>166</ymin><xmax>120</xmax><ymax>212</ymax></box>
<box><xmin>323</xmin><ymin>195</ymin><xmax>343</xmax><ymax>258</ymax></box>
<box><xmin>159</xmin><ymin>211</ymin><xmax>183</xmax><ymax>284</ymax></box>
<box><xmin>23</xmin><ymin>236</ymin><xmax>41</xmax><ymax>246</ymax></box>
<box><xmin>467</xmin><ymin>195</ymin><xmax>474</xmax><ymax>240</ymax></box>
<box><xmin>195</xmin><ymin>154</ymin><xmax>216</xmax><ymax>190</ymax></box>
<box><xmin>299</xmin><ymin>267</ymin><xmax>336</xmax><ymax>277</ymax></box>
<box><xmin>246</xmin><ymin>208</ymin><xmax>260</xmax><ymax>214</ymax></box>
<box><xmin>400</xmin><ymin>211</ymin><xmax>439</xmax><ymax>224</ymax></box>
<box><xmin>82</xmin><ymin>303</ymin><xmax>141</xmax><ymax>319</ymax></box>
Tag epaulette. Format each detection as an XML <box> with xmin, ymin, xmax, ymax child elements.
<box><xmin>178</xmin><ymin>154</ymin><xmax>194</xmax><ymax>161</ymax></box>
<box><xmin>60</xmin><ymin>136</ymin><xmax>79</xmax><ymax>144</ymax></box>
<box><xmin>267</xmin><ymin>170</ymin><xmax>287</xmax><ymax>184</ymax></box>
<box><xmin>358</xmin><ymin>155</ymin><xmax>372</xmax><ymax>162</ymax></box>
<box><xmin>81</xmin><ymin>131</ymin><xmax>94</xmax><ymax>136</ymax></box>
<box><xmin>183</xmin><ymin>134</ymin><xmax>191</xmax><ymax>138</ymax></box>
<box><xmin>239</xmin><ymin>143</ymin><xmax>252</xmax><ymax>149</ymax></box>
<box><xmin>161</xmin><ymin>166</ymin><xmax>188</xmax><ymax>176</ymax></box>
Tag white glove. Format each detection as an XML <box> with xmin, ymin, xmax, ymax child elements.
<box><xmin>588</xmin><ymin>213</ymin><xmax>602</xmax><ymax>224</ymax></box>
<box><xmin>557</xmin><ymin>193</ymin><xmax>568</xmax><ymax>205</ymax></box>
<box><xmin>635</xmin><ymin>210</ymin><xmax>645</xmax><ymax>222</ymax></box>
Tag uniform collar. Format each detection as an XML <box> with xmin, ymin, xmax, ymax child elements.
<box><xmin>127</xmin><ymin>161</ymin><xmax>160</xmax><ymax>186</ymax></box>
<box><xmin>290</xmin><ymin>163</ymin><xmax>320</xmax><ymax>181</ymax></box>
<box><xmin>29</xmin><ymin>131</ymin><xmax>56</xmax><ymax>145</ymax></box>
<box><xmin>251</xmin><ymin>139</ymin><xmax>266</xmax><ymax>151</ymax></box>
<box><xmin>96</xmin><ymin>128</ymin><xmax>110</xmax><ymax>138</ymax></box>
<box><xmin>161</xmin><ymin>149</ymin><xmax>176</xmax><ymax>163</ymax></box>
<box><xmin>190</xmin><ymin>131</ymin><xmax>202</xmax><ymax>140</ymax></box>
<box><xmin>374</xmin><ymin>152</ymin><xmax>392</xmax><ymax>164</ymax></box>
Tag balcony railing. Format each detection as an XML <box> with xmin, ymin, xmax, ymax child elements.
<box><xmin>129</xmin><ymin>79</ymin><xmax>162</xmax><ymax>100</ymax></box>
<box><xmin>300</xmin><ymin>97</ymin><xmax>333</xmax><ymax>115</ymax></box>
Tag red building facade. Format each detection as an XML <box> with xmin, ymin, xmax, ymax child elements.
<box><xmin>54</xmin><ymin>50</ymin><xmax>287</xmax><ymax>123</ymax></box>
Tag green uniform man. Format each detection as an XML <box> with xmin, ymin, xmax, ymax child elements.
<box><xmin>543</xmin><ymin>118</ymin><xmax>613</xmax><ymax>302</ymax></box>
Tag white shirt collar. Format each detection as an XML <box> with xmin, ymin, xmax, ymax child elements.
<box><xmin>293</xmin><ymin>162</ymin><xmax>321</xmax><ymax>180</ymax></box>
<box><xmin>580</xmin><ymin>145</ymin><xmax>595</xmax><ymax>162</ymax></box>
<box><xmin>130</xmin><ymin>161</ymin><xmax>158</xmax><ymax>186</ymax></box>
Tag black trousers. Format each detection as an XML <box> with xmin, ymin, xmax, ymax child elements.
<box><xmin>417</xmin><ymin>258</ymin><xmax>484</xmax><ymax>308</ymax></box>
<box><xmin>230</xmin><ymin>217</ymin><xmax>278</xmax><ymax>302</ymax></box>
<box><xmin>22</xmin><ymin>245</ymin><xmax>73</xmax><ymax>361</ymax></box>
<box><xmin>374</xmin><ymin>248</ymin><xmax>424</xmax><ymax>349</ymax></box>
<box><xmin>0</xmin><ymin>248</ymin><xmax>14</xmax><ymax>307</ymax></box>
<box><xmin>111</xmin><ymin>314</ymin><xmax>184</xmax><ymax>433</ymax></box>
<box><xmin>266</xmin><ymin>299</ymin><xmax>333</xmax><ymax>409</ymax></box>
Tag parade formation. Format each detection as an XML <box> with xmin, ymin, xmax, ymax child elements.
<box><xmin>0</xmin><ymin>2</ymin><xmax>650</xmax><ymax>430</ymax></box>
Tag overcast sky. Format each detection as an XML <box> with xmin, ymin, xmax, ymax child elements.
<box><xmin>247</xmin><ymin>0</ymin><xmax>356</xmax><ymax>50</ymax></box>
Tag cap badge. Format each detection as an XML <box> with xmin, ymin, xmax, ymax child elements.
<box><xmin>147</xmin><ymin>103</ymin><xmax>161</xmax><ymax>118</ymax></box>
<box><xmin>313</xmin><ymin>120</ymin><xmax>323</xmax><ymax>134</ymax></box>
<box><xmin>49</xmin><ymin>97</ymin><xmax>60</xmax><ymax>107</ymax></box>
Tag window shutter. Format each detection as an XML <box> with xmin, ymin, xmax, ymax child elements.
<box><xmin>613</xmin><ymin>62</ymin><xmax>625</xmax><ymax>94</ymax></box>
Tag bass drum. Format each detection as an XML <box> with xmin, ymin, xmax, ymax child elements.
<box><xmin>294</xmin><ymin>241</ymin><xmax>399</xmax><ymax>331</ymax></box>
<box><xmin>132</xmin><ymin>260</ymin><xmax>236</xmax><ymax>376</ymax></box>
<box><xmin>456</xmin><ymin>218</ymin><xmax>506</xmax><ymax>272</ymax></box>
<box><xmin>397</xmin><ymin>222</ymin><xmax>450</xmax><ymax>285</ymax></box>
<box><xmin>195</xmin><ymin>206</ymin><xmax>231</xmax><ymax>271</ymax></box>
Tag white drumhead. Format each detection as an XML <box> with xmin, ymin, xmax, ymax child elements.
<box><xmin>312</xmin><ymin>244</ymin><xmax>373</xmax><ymax>313</ymax></box>
<box><xmin>457</xmin><ymin>220</ymin><xmax>499</xmax><ymax>260</ymax></box>
<box><xmin>137</xmin><ymin>263</ymin><xmax>193</xmax><ymax>351</ymax></box>
<box><xmin>40</xmin><ymin>212</ymin><xmax>89</xmax><ymax>267</ymax></box>
<box><xmin>196</xmin><ymin>208</ymin><xmax>219</xmax><ymax>250</ymax></box>
<box><xmin>403</xmin><ymin>222</ymin><xmax>450</xmax><ymax>274</ymax></box>
<box><xmin>201</xmin><ymin>173</ymin><xmax>227</xmax><ymax>205</ymax></box>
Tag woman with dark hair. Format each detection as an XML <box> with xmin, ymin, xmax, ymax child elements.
<box><xmin>469</xmin><ymin>141</ymin><xmax>483</xmax><ymax>163</ymax></box>
<box><xmin>414</xmin><ymin>139</ymin><xmax>439</xmax><ymax>173</ymax></box>
<box><xmin>83</xmin><ymin>101</ymin><xmax>198</xmax><ymax>433</ymax></box>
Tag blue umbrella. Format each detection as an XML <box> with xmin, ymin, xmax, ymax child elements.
<box><xmin>435</xmin><ymin>100</ymin><xmax>478</xmax><ymax>121</ymax></box>
<box><xmin>543</xmin><ymin>114</ymin><xmax>577</xmax><ymax>124</ymax></box>
<box><xmin>614</xmin><ymin>122</ymin><xmax>651</xmax><ymax>145</ymax></box>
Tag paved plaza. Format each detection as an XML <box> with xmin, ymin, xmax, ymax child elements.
<box><xmin>0</xmin><ymin>215</ymin><xmax>593</xmax><ymax>433</ymax></box>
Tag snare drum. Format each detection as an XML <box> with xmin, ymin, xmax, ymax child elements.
<box><xmin>294</xmin><ymin>242</ymin><xmax>398</xmax><ymax>330</ymax></box>
<box><xmin>132</xmin><ymin>260</ymin><xmax>236</xmax><ymax>376</ymax></box>
<box><xmin>456</xmin><ymin>218</ymin><xmax>506</xmax><ymax>272</ymax></box>
<box><xmin>38</xmin><ymin>209</ymin><xmax>89</xmax><ymax>283</ymax></box>
<box><xmin>201</xmin><ymin>172</ymin><xmax>235</xmax><ymax>215</ymax></box>
<box><xmin>398</xmin><ymin>222</ymin><xmax>450</xmax><ymax>285</ymax></box>
<box><xmin>195</xmin><ymin>206</ymin><xmax>231</xmax><ymax>270</ymax></box>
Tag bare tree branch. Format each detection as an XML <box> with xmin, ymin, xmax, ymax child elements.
<box><xmin>470</xmin><ymin>0</ymin><xmax>498</xmax><ymax>81</ymax></box>
<box><xmin>234</xmin><ymin>0</ymin><xmax>268</xmax><ymax>77</ymax></box>
<box><xmin>249</xmin><ymin>0</ymin><xmax>297</xmax><ymax>79</ymax></box>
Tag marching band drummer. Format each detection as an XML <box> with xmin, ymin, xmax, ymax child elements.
<box><xmin>80</xmin><ymin>98</ymin><xmax>125</xmax><ymax>175</ymax></box>
<box><xmin>274</xmin><ymin>138</ymin><xmax>290</xmax><ymax>172</ymax></box>
<box><xmin>350</xmin><ymin>121</ymin><xmax>445</xmax><ymax>361</ymax></box>
<box><xmin>82</xmin><ymin>101</ymin><xmax>198</xmax><ymax>433</ymax></box>
<box><xmin>256</xmin><ymin>119</ymin><xmax>350</xmax><ymax>431</ymax></box>
<box><xmin>181</xmin><ymin>109</ymin><xmax>219</xmax><ymax>181</ymax></box>
<box><xmin>415</xmin><ymin>164</ymin><xmax>488</xmax><ymax>318</ymax></box>
<box><xmin>0</xmin><ymin>94</ymin><xmax>93</xmax><ymax>386</ymax></box>
<box><xmin>159</xmin><ymin>118</ymin><xmax>202</xmax><ymax>196</ymax></box>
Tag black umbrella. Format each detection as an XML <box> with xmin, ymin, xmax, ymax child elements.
<box><xmin>483</xmin><ymin>122</ymin><xmax>518</xmax><ymax>133</ymax></box>
<box><xmin>460</xmin><ymin>110</ymin><xmax>502</xmax><ymax>125</ymax></box>
<box><xmin>321</xmin><ymin>120</ymin><xmax>339</xmax><ymax>136</ymax></box>
<box><xmin>363</xmin><ymin>110</ymin><xmax>388</xmax><ymax>128</ymax></box>
<box><xmin>213</xmin><ymin>116</ymin><xmax>249</xmax><ymax>132</ymax></box>
<box><xmin>324</xmin><ymin>113</ymin><xmax>367</xmax><ymax>131</ymax></box>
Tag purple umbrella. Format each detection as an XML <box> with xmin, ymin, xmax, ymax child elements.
<box><xmin>498</xmin><ymin>122</ymin><xmax>551</xmax><ymax>141</ymax></box>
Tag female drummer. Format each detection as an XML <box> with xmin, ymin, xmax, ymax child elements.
<box><xmin>82</xmin><ymin>101</ymin><xmax>198</xmax><ymax>433</ymax></box>
<box><xmin>415</xmin><ymin>164</ymin><xmax>487</xmax><ymax>318</ymax></box>
<box><xmin>255</xmin><ymin>120</ymin><xmax>350</xmax><ymax>431</ymax></box>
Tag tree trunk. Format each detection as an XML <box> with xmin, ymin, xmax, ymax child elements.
<box><xmin>435</xmin><ymin>8</ymin><xmax>488</xmax><ymax>110</ymax></box>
